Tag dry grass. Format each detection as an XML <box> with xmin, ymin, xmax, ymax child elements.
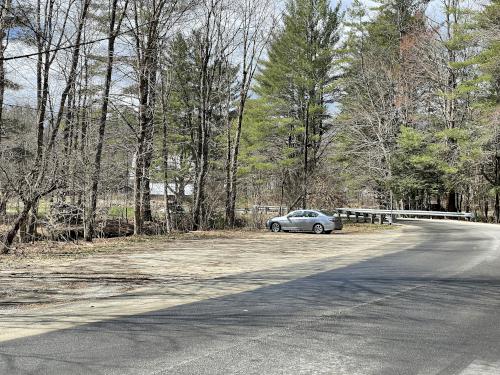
<box><xmin>0</xmin><ymin>223</ymin><xmax>399</xmax><ymax>267</ymax></box>
<box><xmin>343</xmin><ymin>222</ymin><xmax>401</xmax><ymax>233</ymax></box>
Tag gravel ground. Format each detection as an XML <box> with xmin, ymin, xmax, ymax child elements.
<box><xmin>0</xmin><ymin>224</ymin><xmax>406</xmax><ymax>341</ymax></box>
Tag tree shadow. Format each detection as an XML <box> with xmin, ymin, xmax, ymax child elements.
<box><xmin>1</xmin><ymin>220</ymin><xmax>500</xmax><ymax>374</ymax></box>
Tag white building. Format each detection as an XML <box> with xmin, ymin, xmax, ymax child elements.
<box><xmin>149</xmin><ymin>182</ymin><xmax>194</xmax><ymax>198</ymax></box>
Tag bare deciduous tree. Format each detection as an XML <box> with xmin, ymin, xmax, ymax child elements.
<box><xmin>224</xmin><ymin>0</ymin><xmax>274</xmax><ymax>227</ymax></box>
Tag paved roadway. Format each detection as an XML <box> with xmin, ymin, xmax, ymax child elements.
<box><xmin>1</xmin><ymin>220</ymin><xmax>500</xmax><ymax>374</ymax></box>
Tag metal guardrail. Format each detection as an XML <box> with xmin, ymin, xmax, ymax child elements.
<box><xmin>234</xmin><ymin>206</ymin><xmax>474</xmax><ymax>224</ymax></box>
<box><xmin>336</xmin><ymin>208</ymin><xmax>474</xmax><ymax>223</ymax></box>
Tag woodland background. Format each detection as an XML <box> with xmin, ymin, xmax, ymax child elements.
<box><xmin>0</xmin><ymin>0</ymin><xmax>498</xmax><ymax>252</ymax></box>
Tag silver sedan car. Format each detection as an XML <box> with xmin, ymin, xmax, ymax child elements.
<box><xmin>266</xmin><ymin>210</ymin><xmax>343</xmax><ymax>234</ymax></box>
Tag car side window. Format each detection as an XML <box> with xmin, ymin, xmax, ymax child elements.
<box><xmin>289</xmin><ymin>211</ymin><xmax>304</xmax><ymax>218</ymax></box>
<box><xmin>305</xmin><ymin>211</ymin><xmax>318</xmax><ymax>217</ymax></box>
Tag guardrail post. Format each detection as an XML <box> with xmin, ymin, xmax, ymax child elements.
<box><xmin>370</xmin><ymin>214</ymin><xmax>375</xmax><ymax>224</ymax></box>
<box><xmin>355</xmin><ymin>212</ymin><xmax>359</xmax><ymax>223</ymax></box>
<box><xmin>346</xmin><ymin>211</ymin><xmax>350</xmax><ymax>222</ymax></box>
<box><xmin>363</xmin><ymin>213</ymin><xmax>368</xmax><ymax>223</ymax></box>
<box><xmin>378</xmin><ymin>214</ymin><xmax>384</xmax><ymax>225</ymax></box>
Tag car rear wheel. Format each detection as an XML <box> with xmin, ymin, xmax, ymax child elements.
<box><xmin>313</xmin><ymin>223</ymin><xmax>324</xmax><ymax>234</ymax></box>
<box><xmin>271</xmin><ymin>222</ymin><xmax>281</xmax><ymax>233</ymax></box>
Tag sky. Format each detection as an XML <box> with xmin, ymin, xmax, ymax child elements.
<box><xmin>2</xmin><ymin>0</ymin><xmax>484</xmax><ymax>110</ymax></box>
<box><xmin>339</xmin><ymin>0</ymin><xmax>375</xmax><ymax>8</ymax></box>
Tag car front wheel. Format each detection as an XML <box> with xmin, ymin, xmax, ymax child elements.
<box><xmin>313</xmin><ymin>223</ymin><xmax>324</xmax><ymax>234</ymax></box>
<box><xmin>271</xmin><ymin>222</ymin><xmax>281</xmax><ymax>233</ymax></box>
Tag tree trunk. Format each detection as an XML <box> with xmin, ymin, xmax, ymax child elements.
<box><xmin>46</xmin><ymin>0</ymin><xmax>91</xmax><ymax>153</ymax></box>
<box><xmin>133</xmin><ymin>68</ymin><xmax>150</xmax><ymax>235</ymax></box>
<box><xmin>224</xmin><ymin>86</ymin><xmax>232</xmax><ymax>227</ymax></box>
<box><xmin>77</xmin><ymin>61</ymin><xmax>90</xmax><ymax>209</ymax></box>
<box><xmin>447</xmin><ymin>190</ymin><xmax>457</xmax><ymax>212</ymax></box>
<box><xmin>495</xmin><ymin>191</ymin><xmax>499</xmax><ymax>224</ymax></box>
<box><xmin>302</xmin><ymin>101</ymin><xmax>310</xmax><ymax>209</ymax></box>
<box><xmin>132</xmin><ymin>9</ymin><xmax>161</xmax><ymax>233</ymax></box>
<box><xmin>134</xmin><ymin>147</ymin><xmax>145</xmax><ymax>235</ymax></box>
<box><xmin>1</xmin><ymin>201</ymin><xmax>32</xmax><ymax>254</ymax></box>
<box><xmin>142</xmin><ymin>111</ymin><xmax>156</xmax><ymax>223</ymax></box>
<box><xmin>26</xmin><ymin>203</ymin><xmax>38</xmax><ymax>242</ymax></box>
<box><xmin>84</xmin><ymin>0</ymin><xmax>126</xmax><ymax>241</ymax></box>
<box><xmin>280</xmin><ymin>173</ymin><xmax>286</xmax><ymax>216</ymax></box>
<box><xmin>192</xmin><ymin>127</ymin><xmax>208</xmax><ymax>230</ymax></box>
<box><xmin>0</xmin><ymin>194</ymin><xmax>7</xmax><ymax>218</ymax></box>
<box><xmin>142</xmin><ymin>65</ymin><xmax>159</xmax><ymax>224</ymax></box>
<box><xmin>142</xmin><ymin>172</ymin><xmax>152</xmax><ymax>222</ymax></box>
<box><xmin>227</xmin><ymin>78</ymin><xmax>248</xmax><ymax>228</ymax></box>
<box><xmin>161</xmin><ymin>147</ymin><xmax>171</xmax><ymax>232</ymax></box>
<box><xmin>192</xmin><ymin>44</ymin><xmax>210</xmax><ymax>231</ymax></box>
<box><xmin>0</xmin><ymin>0</ymin><xmax>10</xmax><ymax>147</ymax></box>
<box><xmin>160</xmin><ymin>75</ymin><xmax>172</xmax><ymax>233</ymax></box>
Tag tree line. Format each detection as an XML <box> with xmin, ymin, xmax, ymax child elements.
<box><xmin>0</xmin><ymin>0</ymin><xmax>498</xmax><ymax>252</ymax></box>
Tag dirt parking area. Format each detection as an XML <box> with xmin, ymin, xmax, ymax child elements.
<box><xmin>0</xmin><ymin>224</ymin><xmax>414</xmax><ymax>341</ymax></box>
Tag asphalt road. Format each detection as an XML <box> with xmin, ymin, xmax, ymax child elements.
<box><xmin>2</xmin><ymin>220</ymin><xmax>500</xmax><ymax>374</ymax></box>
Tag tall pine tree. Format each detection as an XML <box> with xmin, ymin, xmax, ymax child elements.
<box><xmin>474</xmin><ymin>0</ymin><xmax>500</xmax><ymax>221</ymax></box>
<box><xmin>255</xmin><ymin>0</ymin><xmax>341</xmax><ymax>209</ymax></box>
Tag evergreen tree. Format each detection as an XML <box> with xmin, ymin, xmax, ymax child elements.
<box><xmin>338</xmin><ymin>0</ymin><xmax>429</xmax><ymax>208</ymax></box>
<box><xmin>473</xmin><ymin>0</ymin><xmax>500</xmax><ymax>221</ymax></box>
<box><xmin>255</xmin><ymin>0</ymin><xmax>341</xmax><ymax>209</ymax></box>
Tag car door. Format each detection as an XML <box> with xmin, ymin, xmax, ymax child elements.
<box><xmin>280</xmin><ymin>211</ymin><xmax>296</xmax><ymax>230</ymax></box>
<box><xmin>293</xmin><ymin>211</ymin><xmax>311</xmax><ymax>231</ymax></box>
<box><xmin>303</xmin><ymin>211</ymin><xmax>319</xmax><ymax>231</ymax></box>
<box><xmin>285</xmin><ymin>211</ymin><xmax>304</xmax><ymax>231</ymax></box>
